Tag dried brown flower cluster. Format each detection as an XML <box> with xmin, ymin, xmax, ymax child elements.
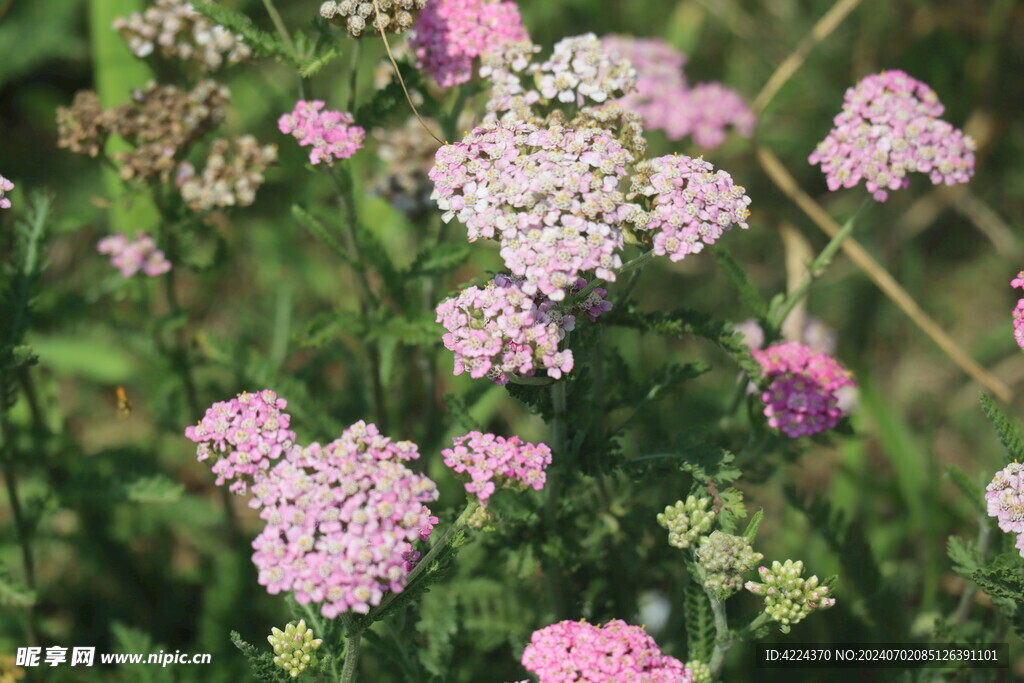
<box><xmin>319</xmin><ymin>0</ymin><xmax>426</xmax><ymax>38</ymax></box>
<box><xmin>178</xmin><ymin>136</ymin><xmax>278</xmax><ymax>212</ymax></box>
<box><xmin>113</xmin><ymin>0</ymin><xmax>251</xmax><ymax>71</ymax></box>
<box><xmin>57</xmin><ymin>80</ymin><xmax>230</xmax><ymax>182</ymax></box>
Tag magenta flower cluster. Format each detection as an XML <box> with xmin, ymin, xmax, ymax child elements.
<box><xmin>435</xmin><ymin>274</ymin><xmax>600</xmax><ymax>384</ymax></box>
<box><xmin>628</xmin><ymin>155</ymin><xmax>751</xmax><ymax>262</ymax></box>
<box><xmin>97</xmin><ymin>232</ymin><xmax>172</xmax><ymax>278</ymax></box>
<box><xmin>441</xmin><ymin>431</ymin><xmax>552</xmax><ymax>505</ymax></box>
<box><xmin>985</xmin><ymin>462</ymin><xmax>1024</xmax><ymax>557</ymax></box>
<box><xmin>278</xmin><ymin>100</ymin><xmax>365</xmax><ymax>166</ymax></box>
<box><xmin>521</xmin><ymin>619</ymin><xmax>693</xmax><ymax>683</ymax></box>
<box><xmin>602</xmin><ymin>35</ymin><xmax>754</xmax><ymax>148</ymax></box>
<box><xmin>410</xmin><ymin>0</ymin><xmax>529</xmax><ymax>88</ymax></box>
<box><xmin>808</xmin><ymin>70</ymin><xmax>975</xmax><ymax>201</ymax></box>
<box><xmin>0</xmin><ymin>174</ymin><xmax>13</xmax><ymax>209</ymax></box>
<box><xmin>1012</xmin><ymin>272</ymin><xmax>1024</xmax><ymax>349</ymax></box>
<box><xmin>184</xmin><ymin>389</ymin><xmax>297</xmax><ymax>495</ymax></box>
<box><xmin>249</xmin><ymin>421</ymin><xmax>439</xmax><ymax>617</ymax></box>
<box><xmin>430</xmin><ymin>120</ymin><xmax>634</xmax><ymax>300</ymax></box>
<box><xmin>752</xmin><ymin>342</ymin><xmax>855</xmax><ymax>438</ymax></box>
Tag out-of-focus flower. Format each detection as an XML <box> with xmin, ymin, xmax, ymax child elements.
<box><xmin>279</xmin><ymin>101</ymin><xmax>365</xmax><ymax>166</ymax></box>
<box><xmin>602</xmin><ymin>35</ymin><xmax>753</xmax><ymax>149</ymax></box>
<box><xmin>371</xmin><ymin>115</ymin><xmax>446</xmax><ymax>219</ymax></box>
<box><xmin>113</xmin><ymin>0</ymin><xmax>251</xmax><ymax>71</ymax></box>
<box><xmin>521</xmin><ymin>619</ymin><xmax>693</xmax><ymax>683</ymax></box>
<box><xmin>97</xmin><ymin>232</ymin><xmax>172</xmax><ymax>278</ymax></box>
<box><xmin>249</xmin><ymin>422</ymin><xmax>438</xmax><ymax>617</ymax></box>
<box><xmin>184</xmin><ymin>390</ymin><xmax>296</xmax><ymax>494</ymax></box>
<box><xmin>1012</xmin><ymin>272</ymin><xmax>1024</xmax><ymax>349</ymax></box>
<box><xmin>267</xmin><ymin>619</ymin><xmax>322</xmax><ymax>678</ymax></box>
<box><xmin>177</xmin><ymin>135</ymin><xmax>278</xmax><ymax>212</ymax></box>
<box><xmin>657</xmin><ymin>496</ymin><xmax>715</xmax><ymax>550</ymax></box>
<box><xmin>320</xmin><ymin>0</ymin><xmax>426</xmax><ymax>38</ymax></box>
<box><xmin>809</xmin><ymin>70</ymin><xmax>975</xmax><ymax>201</ymax></box>
<box><xmin>442</xmin><ymin>432</ymin><xmax>552</xmax><ymax>504</ymax></box>
<box><xmin>626</xmin><ymin>155</ymin><xmax>751</xmax><ymax>262</ymax></box>
<box><xmin>410</xmin><ymin>0</ymin><xmax>529</xmax><ymax>88</ymax></box>
<box><xmin>752</xmin><ymin>342</ymin><xmax>855</xmax><ymax>438</ymax></box>
<box><xmin>0</xmin><ymin>175</ymin><xmax>13</xmax><ymax>210</ymax></box>
<box><xmin>430</xmin><ymin>120</ymin><xmax>634</xmax><ymax>300</ymax></box>
<box><xmin>745</xmin><ymin>559</ymin><xmax>836</xmax><ymax>631</ymax></box>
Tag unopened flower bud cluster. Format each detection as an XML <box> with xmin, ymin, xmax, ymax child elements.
<box><xmin>809</xmin><ymin>70</ymin><xmax>975</xmax><ymax>202</ymax></box>
<box><xmin>97</xmin><ymin>232</ymin><xmax>173</xmax><ymax>278</ymax></box>
<box><xmin>178</xmin><ymin>135</ymin><xmax>278</xmax><ymax>212</ymax></box>
<box><xmin>684</xmin><ymin>660</ymin><xmax>712</xmax><ymax>683</ymax></box>
<box><xmin>521</xmin><ymin>619</ymin><xmax>693</xmax><ymax>682</ymax></box>
<box><xmin>113</xmin><ymin>0</ymin><xmax>251</xmax><ymax>71</ymax></box>
<box><xmin>985</xmin><ymin>461</ymin><xmax>1024</xmax><ymax>557</ymax></box>
<box><xmin>267</xmin><ymin>619</ymin><xmax>322</xmax><ymax>678</ymax></box>
<box><xmin>57</xmin><ymin>81</ymin><xmax>230</xmax><ymax>183</ymax></box>
<box><xmin>657</xmin><ymin>496</ymin><xmax>715</xmax><ymax>550</ymax></box>
<box><xmin>626</xmin><ymin>155</ymin><xmax>751</xmax><ymax>262</ymax></box>
<box><xmin>442</xmin><ymin>431</ymin><xmax>552</xmax><ymax>505</ymax></box>
<box><xmin>320</xmin><ymin>0</ymin><xmax>426</xmax><ymax>38</ymax></box>
<box><xmin>745</xmin><ymin>559</ymin><xmax>836</xmax><ymax>629</ymax></box>
<box><xmin>279</xmin><ymin>100</ymin><xmax>365</xmax><ymax>166</ymax></box>
<box><xmin>695</xmin><ymin>531</ymin><xmax>763</xmax><ymax>599</ymax></box>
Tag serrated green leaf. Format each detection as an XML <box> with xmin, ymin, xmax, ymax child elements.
<box><xmin>299</xmin><ymin>43</ymin><xmax>343</xmax><ymax>78</ymax></box>
<box><xmin>710</xmin><ymin>246</ymin><xmax>768</xmax><ymax>318</ymax></box>
<box><xmin>684</xmin><ymin>578</ymin><xmax>715</xmax><ymax>662</ymax></box>
<box><xmin>0</xmin><ymin>562</ymin><xmax>36</xmax><ymax>608</ymax></box>
<box><xmin>231</xmin><ymin>631</ymin><xmax>293</xmax><ymax>683</ymax></box>
<box><xmin>946</xmin><ymin>465</ymin><xmax>985</xmax><ymax>514</ymax></box>
<box><xmin>947</xmin><ymin>536</ymin><xmax>983</xmax><ymax>578</ymax></box>
<box><xmin>292</xmin><ymin>205</ymin><xmax>352</xmax><ymax>263</ymax></box>
<box><xmin>980</xmin><ymin>392</ymin><xmax>1024</xmax><ymax>463</ymax></box>
<box><xmin>123</xmin><ymin>475</ymin><xmax>185</xmax><ymax>503</ymax></box>
<box><xmin>742</xmin><ymin>508</ymin><xmax>764</xmax><ymax>544</ymax></box>
<box><xmin>191</xmin><ymin>1</ymin><xmax>294</xmax><ymax>63</ymax></box>
<box><xmin>406</xmin><ymin>242</ymin><xmax>471</xmax><ymax>278</ymax></box>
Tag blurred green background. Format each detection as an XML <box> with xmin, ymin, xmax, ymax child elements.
<box><xmin>1</xmin><ymin>0</ymin><xmax>1024</xmax><ymax>680</ymax></box>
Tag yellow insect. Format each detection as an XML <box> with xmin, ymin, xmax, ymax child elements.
<box><xmin>115</xmin><ymin>386</ymin><xmax>132</xmax><ymax>419</ymax></box>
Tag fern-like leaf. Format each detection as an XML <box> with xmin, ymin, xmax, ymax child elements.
<box><xmin>979</xmin><ymin>392</ymin><xmax>1024</xmax><ymax>463</ymax></box>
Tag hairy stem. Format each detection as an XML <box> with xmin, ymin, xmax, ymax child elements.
<box><xmin>704</xmin><ymin>588</ymin><xmax>731</xmax><ymax>680</ymax></box>
<box><xmin>953</xmin><ymin>515</ymin><xmax>994</xmax><ymax>624</ymax></box>
<box><xmin>339</xmin><ymin>627</ymin><xmax>362</xmax><ymax>683</ymax></box>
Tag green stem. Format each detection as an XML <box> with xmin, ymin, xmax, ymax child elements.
<box><xmin>704</xmin><ymin>587</ymin><xmax>731</xmax><ymax>680</ymax></box>
<box><xmin>339</xmin><ymin>628</ymin><xmax>362</xmax><ymax>683</ymax></box>
<box><xmin>768</xmin><ymin>197</ymin><xmax>870</xmax><ymax>334</ymax></box>
<box><xmin>544</xmin><ymin>382</ymin><xmax>570</xmax><ymax>618</ymax></box>
<box><xmin>262</xmin><ymin>0</ymin><xmax>296</xmax><ymax>56</ymax></box>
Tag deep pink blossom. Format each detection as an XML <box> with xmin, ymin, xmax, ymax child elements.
<box><xmin>442</xmin><ymin>432</ymin><xmax>552</xmax><ymax>505</ymax></box>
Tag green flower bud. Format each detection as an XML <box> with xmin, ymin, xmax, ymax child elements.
<box><xmin>745</xmin><ymin>559</ymin><xmax>836</xmax><ymax>632</ymax></box>
<box><xmin>656</xmin><ymin>496</ymin><xmax>715</xmax><ymax>550</ymax></box>
<box><xmin>695</xmin><ymin>531</ymin><xmax>762</xmax><ymax>599</ymax></box>
<box><xmin>685</xmin><ymin>660</ymin><xmax>712</xmax><ymax>683</ymax></box>
<box><xmin>267</xmin><ymin>619</ymin><xmax>323</xmax><ymax>678</ymax></box>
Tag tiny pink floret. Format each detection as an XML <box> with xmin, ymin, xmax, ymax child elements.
<box><xmin>442</xmin><ymin>431</ymin><xmax>552</xmax><ymax>505</ymax></box>
<box><xmin>278</xmin><ymin>100</ymin><xmax>365</xmax><ymax>165</ymax></box>
<box><xmin>985</xmin><ymin>462</ymin><xmax>1024</xmax><ymax>557</ymax></box>
<box><xmin>0</xmin><ymin>174</ymin><xmax>13</xmax><ymax>209</ymax></box>
<box><xmin>97</xmin><ymin>231</ymin><xmax>172</xmax><ymax>277</ymax></box>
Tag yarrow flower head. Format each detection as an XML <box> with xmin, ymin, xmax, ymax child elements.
<box><xmin>695</xmin><ymin>531</ymin><xmax>763</xmax><ymax>599</ymax></box>
<box><xmin>319</xmin><ymin>0</ymin><xmax>426</xmax><ymax>37</ymax></box>
<box><xmin>601</xmin><ymin>36</ymin><xmax>754</xmax><ymax>149</ymax></box>
<box><xmin>752</xmin><ymin>342</ymin><xmax>855</xmax><ymax>438</ymax></box>
<box><xmin>626</xmin><ymin>155</ymin><xmax>751</xmax><ymax>262</ymax></box>
<box><xmin>113</xmin><ymin>0</ymin><xmax>251</xmax><ymax>71</ymax></box>
<box><xmin>278</xmin><ymin>101</ymin><xmax>365</xmax><ymax>166</ymax></box>
<box><xmin>97</xmin><ymin>232</ymin><xmax>172</xmax><ymax>278</ymax></box>
<box><xmin>985</xmin><ymin>461</ymin><xmax>1024</xmax><ymax>557</ymax></box>
<box><xmin>745</xmin><ymin>559</ymin><xmax>836</xmax><ymax>632</ymax></box>
<box><xmin>177</xmin><ymin>135</ymin><xmax>278</xmax><ymax>212</ymax></box>
<box><xmin>410</xmin><ymin>0</ymin><xmax>529</xmax><ymax>88</ymax></box>
<box><xmin>657</xmin><ymin>496</ymin><xmax>716</xmax><ymax>550</ymax></box>
<box><xmin>442</xmin><ymin>432</ymin><xmax>552</xmax><ymax>505</ymax></box>
<box><xmin>0</xmin><ymin>174</ymin><xmax>12</xmax><ymax>209</ymax></box>
<box><xmin>267</xmin><ymin>619</ymin><xmax>323</xmax><ymax>678</ymax></box>
<box><xmin>248</xmin><ymin>422</ymin><xmax>438</xmax><ymax>617</ymax></box>
<box><xmin>809</xmin><ymin>70</ymin><xmax>976</xmax><ymax>201</ymax></box>
<box><xmin>430</xmin><ymin>120</ymin><xmax>635</xmax><ymax>299</ymax></box>
<box><xmin>521</xmin><ymin>619</ymin><xmax>693</xmax><ymax>683</ymax></box>
<box><xmin>184</xmin><ymin>390</ymin><xmax>296</xmax><ymax>494</ymax></box>
<box><xmin>1011</xmin><ymin>272</ymin><xmax>1024</xmax><ymax>350</ymax></box>
<box><xmin>436</xmin><ymin>274</ymin><xmax>598</xmax><ymax>384</ymax></box>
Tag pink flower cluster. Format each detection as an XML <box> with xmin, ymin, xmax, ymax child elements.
<box><xmin>410</xmin><ymin>0</ymin><xmax>529</xmax><ymax>88</ymax></box>
<box><xmin>602</xmin><ymin>35</ymin><xmax>754</xmax><ymax>149</ymax></box>
<box><xmin>278</xmin><ymin>100</ymin><xmax>365</xmax><ymax>166</ymax></box>
<box><xmin>752</xmin><ymin>342</ymin><xmax>855</xmax><ymax>438</ymax></box>
<box><xmin>249</xmin><ymin>421</ymin><xmax>439</xmax><ymax>617</ymax></box>
<box><xmin>430</xmin><ymin>120</ymin><xmax>634</xmax><ymax>300</ymax></box>
<box><xmin>627</xmin><ymin>155</ymin><xmax>751</xmax><ymax>262</ymax></box>
<box><xmin>521</xmin><ymin>619</ymin><xmax>693</xmax><ymax>683</ymax></box>
<box><xmin>97</xmin><ymin>232</ymin><xmax>172</xmax><ymax>277</ymax></box>
<box><xmin>184</xmin><ymin>390</ymin><xmax>297</xmax><ymax>494</ymax></box>
<box><xmin>441</xmin><ymin>431</ymin><xmax>552</xmax><ymax>504</ymax></box>
<box><xmin>1012</xmin><ymin>272</ymin><xmax>1024</xmax><ymax>349</ymax></box>
<box><xmin>808</xmin><ymin>70</ymin><xmax>975</xmax><ymax>201</ymax></box>
<box><xmin>0</xmin><ymin>174</ymin><xmax>13</xmax><ymax>209</ymax></box>
<box><xmin>435</xmin><ymin>274</ymin><xmax>583</xmax><ymax>384</ymax></box>
<box><xmin>985</xmin><ymin>462</ymin><xmax>1024</xmax><ymax>557</ymax></box>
